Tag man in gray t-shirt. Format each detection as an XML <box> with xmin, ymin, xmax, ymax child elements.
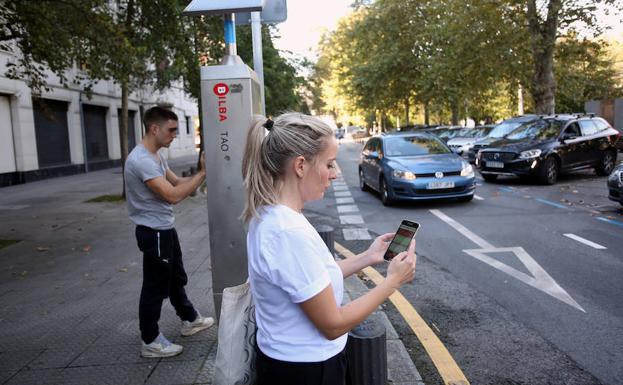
<box><xmin>124</xmin><ymin>106</ymin><xmax>213</xmax><ymax>358</ymax></box>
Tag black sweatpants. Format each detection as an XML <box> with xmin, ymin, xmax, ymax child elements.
<box><xmin>256</xmin><ymin>347</ymin><xmax>347</xmax><ymax>385</ymax></box>
<box><xmin>136</xmin><ymin>225</ymin><xmax>198</xmax><ymax>344</ymax></box>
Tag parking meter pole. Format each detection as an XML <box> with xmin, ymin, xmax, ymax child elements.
<box><xmin>223</xmin><ymin>14</ymin><xmax>237</xmax><ymax>56</ymax></box>
<box><xmin>200</xmin><ymin>14</ymin><xmax>263</xmax><ymax>319</ymax></box>
<box><xmin>251</xmin><ymin>11</ymin><xmax>266</xmax><ymax>116</ymax></box>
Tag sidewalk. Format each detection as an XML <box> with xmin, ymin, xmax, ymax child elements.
<box><xmin>0</xmin><ymin>156</ymin><xmax>422</xmax><ymax>385</ymax></box>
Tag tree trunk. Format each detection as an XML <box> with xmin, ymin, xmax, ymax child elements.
<box><xmin>196</xmin><ymin>92</ymin><xmax>204</xmax><ymax>172</ymax></box>
<box><xmin>451</xmin><ymin>98</ymin><xmax>459</xmax><ymax>125</ymax></box>
<box><xmin>424</xmin><ymin>101</ymin><xmax>430</xmax><ymax>126</ymax></box>
<box><xmin>531</xmin><ymin>49</ymin><xmax>556</xmax><ymax>114</ymax></box>
<box><xmin>192</xmin><ymin>21</ymin><xmax>204</xmax><ymax>173</ymax></box>
<box><xmin>120</xmin><ymin>80</ymin><xmax>129</xmax><ymax>199</ymax></box>
<box><xmin>404</xmin><ymin>97</ymin><xmax>409</xmax><ymax>127</ymax></box>
<box><xmin>120</xmin><ymin>0</ymin><xmax>134</xmax><ymax>199</ymax></box>
<box><xmin>527</xmin><ymin>0</ymin><xmax>561</xmax><ymax>115</ymax></box>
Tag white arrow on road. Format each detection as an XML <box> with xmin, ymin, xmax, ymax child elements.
<box><xmin>430</xmin><ymin>209</ymin><xmax>585</xmax><ymax>312</ymax></box>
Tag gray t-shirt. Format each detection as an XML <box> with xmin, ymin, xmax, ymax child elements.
<box><xmin>124</xmin><ymin>144</ymin><xmax>174</xmax><ymax>230</ymax></box>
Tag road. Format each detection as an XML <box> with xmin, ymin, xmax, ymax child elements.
<box><xmin>309</xmin><ymin>141</ymin><xmax>623</xmax><ymax>385</ymax></box>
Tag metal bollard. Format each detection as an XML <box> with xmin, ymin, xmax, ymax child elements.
<box><xmin>345</xmin><ymin>318</ymin><xmax>387</xmax><ymax>385</ymax></box>
<box><xmin>315</xmin><ymin>224</ymin><xmax>335</xmax><ymax>256</ymax></box>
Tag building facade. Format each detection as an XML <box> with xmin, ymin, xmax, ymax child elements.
<box><xmin>0</xmin><ymin>51</ymin><xmax>199</xmax><ymax>187</ymax></box>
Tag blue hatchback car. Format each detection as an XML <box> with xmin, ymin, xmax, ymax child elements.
<box><xmin>358</xmin><ymin>132</ymin><xmax>476</xmax><ymax>205</ymax></box>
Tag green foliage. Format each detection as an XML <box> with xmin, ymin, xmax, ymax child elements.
<box><xmin>314</xmin><ymin>0</ymin><xmax>622</xmax><ymax>125</ymax></box>
<box><xmin>555</xmin><ymin>34</ymin><xmax>623</xmax><ymax>112</ymax></box>
<box><xmin>0</xmin><ymin>240</ymin><xmax>20</xmax><ymax>250</ymax></box>
<box><xmin>237</xmin><ymin>26</ymin><xmax>307</xmax><ymax>115</ymax></box>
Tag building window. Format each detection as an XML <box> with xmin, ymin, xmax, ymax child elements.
<box><xmin>186</xmin><ymin>116</ymin><xmax>191</xmax><ymax>135</ymax></box>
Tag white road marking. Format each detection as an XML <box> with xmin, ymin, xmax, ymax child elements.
<box><xmin>474</xmin><ymin>195</ymin><xmax>484</xmax><ymax>201</ymax></box>
<box><xmin>336</xmin><ymin>197</ymin><xmax>355</xmax><ymax>204</ymax></box>
<box><xmin>343</xmin><ymin>228</ymin><xmax>371</xmax><ymax>240</ymax></box>
<box><xmin>429</xmin><ymin>209</ymin><xmax>493</xmax><ymax>249</ymax></box>
<box><xmin>333</xmin><ymin>185</ymin><xmax>349</xmax><ymax>191</ymax></box>
<box><xmin>332</xmin><ymin>181</ymin><xmax>347</xmax><ymax>186</ymax></box>
<box><xmin>563</xmin><ymin>233</ymin><xmax>607</xmax><ymax>250</ymax></box>
<box><xmin>334</xmin><ymin>191</ymin><xmax>352</xmax><ymax>197</ymax></box>
<box><xmin>337</xmin><ymin>205</ymin><xmax>359</xmax><ymax>213</ymax></box>
<box><xmin>430</xmin><ymin>209</ymin><xmax>585</xmax><ymax>312</ymax></box>
<box><xmin>339</xmin><ymin>215</ymin><xmax>364</xmax><ymax>225</ymax></box>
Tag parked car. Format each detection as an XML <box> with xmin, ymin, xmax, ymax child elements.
<box><xmin>447</xmin><ymin>125</ymin><xmax>495</xmax><ymax>157</ymax></box>
<box><xmin>467</xmin><ymin>115</ymin><xmax>539</xmax><ymax>163</ymax></box>
<box><xmin>607</xmin><ymin>163</ymin><xmax>623</xmax><ymax>206</ymax></box>
<box><xmin>426</xmin><ymin>125</ymin><xmax>463</xmax><ymax>142</ymax></box>
<box><xmin>358</xmin><ymin>132</ymin><xmax>476</xmax><ymax>205</ymax></box>
<box><xmin>476</xmin><ymin>114</ymin><xmax>620</xmax><ymax>184</ymax></box>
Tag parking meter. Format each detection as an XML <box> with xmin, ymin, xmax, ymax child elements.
<box><xmin>201</xmin><ymin>60</ymin><xmax>262</xmax><ymax>317</ymax></box>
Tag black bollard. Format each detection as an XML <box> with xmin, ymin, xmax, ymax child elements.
<box><xmin>315</xmin><ymin>224</ymin><xmax>335</xmax><ymax>256</ymax></box>
<box><xmin>345</xmin><ymin>317</ymin><xmax>387</xmax><ymax>385</ymax></box>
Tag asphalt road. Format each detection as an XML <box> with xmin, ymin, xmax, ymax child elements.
<box><xmin>320</xmin><ymin>141</ymin><xmax>623</xmax><ymax>385</ymax></box>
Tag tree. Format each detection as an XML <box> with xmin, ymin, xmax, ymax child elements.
<box><xmin>555</xmin><ymin>33</ymin><xmax>623</xmax><ymax>112</ymax></box>
<box><xmin>1</xmin><ymin>1</ymin><xmax>205</xmax><ymax>196</ymax></box>
<box><xmin>523</xmin><ymin>0</ymin><xmax>623</xmax><ymax>114</ymax></box>
<box><xmin>0</xmin><ymin>1</ymin><xmax>114</xmax><ymax>94</ymax></box>
<box><xmin>236</xmin><ymin>25</ymin><xmax>306</xmax><ymax>115</ymax></box>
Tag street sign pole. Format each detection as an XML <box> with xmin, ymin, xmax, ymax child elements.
<box><xmin>251</xmin><ymin>11</ymin><xmax>266</xmax><ymax>115</ymax></box>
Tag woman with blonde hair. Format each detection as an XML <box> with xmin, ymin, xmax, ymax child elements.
<box><xmin>242</xmin><ymin>112</ymin><xmax>417</xmax><ymax>385</ymax></box>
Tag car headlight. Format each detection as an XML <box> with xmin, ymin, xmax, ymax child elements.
<box><xmin>519</xmin><ymin>149</ymin><xmax>542</xmax><ymax>159</ymax></box>
<box><xmin>392</xmin><ymin>170</ymin><xmax>416</xmax><ymax>180</ymax></box>
<box><xmin>460</xmin><ymin>162</ymin><xmax>474</xmax><ymax>177</ymax></box>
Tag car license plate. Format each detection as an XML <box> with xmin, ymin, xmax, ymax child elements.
<box><xmin>427</xmin><ymin>181</ymin><xmax>455</xmax><ymax>189</ymax></box>
<box><xmin>486</xmin><ymin>161</ymin><xmax>504</xmax><ymax>168</ymax></box>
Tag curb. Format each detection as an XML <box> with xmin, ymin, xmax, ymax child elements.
<box><xmin>343</xmin><ymin>274</ymin><xmax>425</xmax><ymax>385</ymax></box>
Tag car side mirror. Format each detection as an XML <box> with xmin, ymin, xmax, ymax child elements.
<box><xmin>561</xmin><ymin>133</ymin><xmax>577</xmax><ymax>143</ymax></box>
<box><xmin>366</xmin><ymin>151</ymin><xmax>379</xmax><ymax>159</ymax></box>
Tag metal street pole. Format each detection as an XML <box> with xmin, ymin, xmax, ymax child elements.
<box><xmin>251</xmin><ymin>11</ymin><xmax>266</xmax><ymax>116</ymax></box>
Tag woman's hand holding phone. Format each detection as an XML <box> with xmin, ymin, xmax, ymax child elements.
<box><xmin>365</xmin><ymin>232</ymin><xmax>396</xmax><ymax>265</ymax></box>
<box><xmin>386</xmin><ymin>239</ymin><xmax>417</xmax><ymax>289</ymax></box>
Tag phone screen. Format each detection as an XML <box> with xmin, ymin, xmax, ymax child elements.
<box><xmin>383</xmin><ymin>220</ymin><xmax>420</xmax><ymax>261</ymax></box>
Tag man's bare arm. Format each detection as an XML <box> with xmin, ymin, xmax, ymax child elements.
<box><xmin>146</xmin><ymin>169</ymin><xmax>205</xmax><ymax>204</ymax></box>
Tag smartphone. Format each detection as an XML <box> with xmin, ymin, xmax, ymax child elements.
<box><xmin>383</xmin><ymin>220</ymin><xmax>420</xmax><ymax>261</ymax></box>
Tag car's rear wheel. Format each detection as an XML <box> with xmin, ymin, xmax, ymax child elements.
<box><xmin>595</xmin><ymin>150</ymin><xmax>616</xmax><ymax>176</ymax></box>
<box><xmin>379</xmin><ymin>178</ymin><xmax>393</xmax><ymax>206</ymax></box>
<box><xmin>538</xmin><ymin>156</ymin><xmax>559</xmax><ymax>185</ymax></box>
<box><xmin>482</xmin><ymin>174</ymin><xmax>498</xmax><ymax>182</ymax></box>
<box><xmin>359</xmin><ymin>169</ymin><xmax>369</xmax><ymax>191</ymax></box>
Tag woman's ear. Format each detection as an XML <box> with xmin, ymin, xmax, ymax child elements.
<box><xmin>294</xmin><ymin>155</ymin><xmax>306</xmax><ymax>178</ymax></box>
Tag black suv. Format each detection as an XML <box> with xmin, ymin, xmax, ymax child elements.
<box><xmin>467</xmin><ymin>115</ymin><xmax>539</xmax><ymax>163</ymax></box>
<box><xmin>476</xmin><ymin>114</ymin><xmax>620</xmax><ymax>184</ymax></box>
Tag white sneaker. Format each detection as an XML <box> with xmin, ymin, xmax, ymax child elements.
<box><xmin>141</xmin><ymin>333</ymin><xmax>183</xmax><ymax>358</ymax></box>
<box><xmin>180</xmin><ymin>313</ymin><xmax>215</xmax><ymax>336</ymax></box>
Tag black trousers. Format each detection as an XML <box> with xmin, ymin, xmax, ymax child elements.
<box><xmin>136</xmin><ymin>225</ymin><xmax>198</xmax><ymax>344</ymax></box>
<box><xmin>256</xmin><ymin>347</ymin><xmax>347</xmax><ymax>385</ymax></box>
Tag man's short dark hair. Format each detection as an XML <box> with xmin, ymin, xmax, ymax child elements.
<box><xmin>143</xmin><ymin>106</ymin><xmax>178</xmax><ymax>133</ymax></box>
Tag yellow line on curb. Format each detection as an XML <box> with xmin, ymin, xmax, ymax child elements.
<box><xmin>335</xmin><ymin>242</ymin><xmax>470</xmax><ymax>385</ymax></box>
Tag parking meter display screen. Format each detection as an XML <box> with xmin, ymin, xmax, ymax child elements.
<box><xmin>384</xmin><ymin>220</ymin><xmax>419</xmax><ymax>261</ymax></box>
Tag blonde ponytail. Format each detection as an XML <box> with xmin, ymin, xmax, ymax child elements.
<box><xmin>241</xmin><ymin>113</ymin><xmax>334</xmax><ymax>223</ymax></box>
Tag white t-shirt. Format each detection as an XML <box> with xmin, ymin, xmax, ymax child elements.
<box><xmin>247</xmin><ymin>205</ymin><xmax>348</xmax><ymax>362</ymax></box>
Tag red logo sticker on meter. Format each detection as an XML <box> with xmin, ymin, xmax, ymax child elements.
<box><xmin>213</xmin><ymin>83</ymin><xmax>229</xmax><ymax>96</ymax></box>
